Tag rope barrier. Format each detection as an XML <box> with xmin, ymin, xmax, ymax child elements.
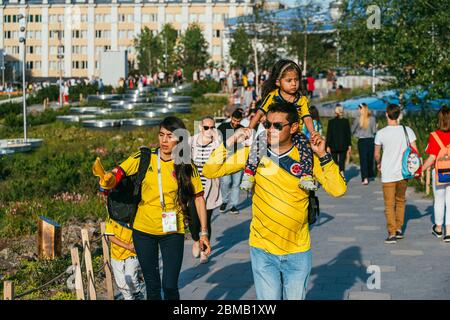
<box><xmin>8</xmin><ymin>230</ymin><xmax>108</xmax><ymax>300</ymax></box>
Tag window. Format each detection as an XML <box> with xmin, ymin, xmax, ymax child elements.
<box><xmin>166</xmin><ymin>14</ymin><xmax>174</xmax><ymax>22</ymax></box>
<box><xmin>72</xmin><ymin>61</ymin><xmax>79</xmax><ymax>69</ymax></box>
<box><xmin>190</xmin><ymin>14</ymin><xmax>198</xmax><ymax>23</ymax></box>
<box><xmin>127</xmin><ymin>14</ymin><xmax>133</xmax><ymax>23</ymax></box>
<box><xmin>198</xmin><ymin>14</ymin><xmax>206</xmax><ymax>23</ymax></box>
<box><xmin>104</xmin><ymin>14</ymin><xmax>111</xmax><ymax>23</ymax></box>
<box><xmin>49</xmin><ymin>30</ymin><xmax>64</xmax><ymax>39</ymax></box>
<box><xmin>27</xmin><ymin>31</ymin><xmax>34</xmax><ymax>39</ymax></box>
<box><xmin>4</xmin><ymin>15</ymin><xmax>11</xmax><ymax>23</ymax></box>
<box><xmin>49</xmin><ymin>46</ymin><xmax>58</xmax><ymax>55</ymax></box>
<box><xmin>142</xmin><ymin>14</ymin><xmax>157</xmax><ymax>23</ymax></box>
<box><xmin>213</xmin><ymin>14</ymin><xmax>221</xmax><ymax>23</ymax></box>
<box><xmin>95</xmin><ymin>61</ymin><xmax>99</xmax><ymax>69</ymax></box>
<box><xmin>35</xmin><ymin>31</ymin><xmax>41</xmax><ymax>40</ymax></box>
<box><xmin>26</xmin><ymin>61</ymin><xmax>34</xmax><ymax>69</ymax></box>
<box><xmin>96</xmin><ymin>46</ymin><xmax>104</xmax><ymax>55</ymax></box>
<box><xmin>4</xmin><ymin>31</ymin><xmax>11</xmax><ymax>39</ymax></box>
<box><xmin>80</xmin><ymin>14</ymin><xmax>88</xmax><ymax>22</ymax></box>
<box><xmin>7</xmin><ymin>46</ymin><xmax>20</xmax><ymax>54</ymax></box>
<box><xmin>35</xmin><ymin>15</ymin><xmax>42</xmax><ymax>23</ymax></box>
<box><xmin>34</xmin><ymin>61</ymin><xmax>41</xmax><ymax>69</ymax></box>
<box><xmin>128</xmin><ymin>31</ymin><xmax>134</xmax><ymax>39</ymax></box>
<box><xmin>214</xmin><ymin>30</ymin><xmax>221</xmax><ymax>38</ymax></box>
<box><xmin>119</xmin><ymin>14</ymin><xmax>125</xmax><ymax>22</ymax></box>
<box><xmin>72</xmin><ymin>30</ymin><xmax>86</xmax><ymax>38</ymax></box>
<box><xmin>104</xmin><ymin>45</ymin><xmax>111</xmax><ymax>51</ymax></box>
<box><xmin>213</xmin><ymin>45</ymin><xmax>221</xmax><ymax>55</ymax></box>
<box><xmin>12</xmin><ymin>15</ymin><xmax>17</xmax><ymax>23</ymax></box>
<box><xmin>95</xmin><ymin>30</ymin><xmax>102</xmax><ymax>38</ymax></box>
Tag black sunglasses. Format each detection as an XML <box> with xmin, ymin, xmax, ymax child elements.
<box><xmin>263</xmin><ymin>121</ymin><xmax>291</xmax><ymax>131</ymax></box>
<box><xmin>203</xmin><ymin>126</ymin><xmax>215</xmax><ymax>130</ymax></box>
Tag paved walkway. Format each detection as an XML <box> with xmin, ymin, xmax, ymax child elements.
<box><xmin>178</xmin><ymin>164</ymin><xmax>450</xmax><ymax>300</ymax></box>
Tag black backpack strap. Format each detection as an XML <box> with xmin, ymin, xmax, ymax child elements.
<box><xmin>133</xmin><ymin>146</ymin><xmax>152</xmax><ymax>197</ymax></box>
<box><xmin>402</xmin><ymin>125</ymin><xmax>411</xmax><ymax>147</ymax></box>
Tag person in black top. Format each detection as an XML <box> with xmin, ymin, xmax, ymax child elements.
<box><xmin>216</xmin><ymin>109</ymin><xmax>244</xmax><ymax>214</ymax></box>
<box><xmin>326</xmin><ymin>104</ymin><xmax>352</xmax><ymax>174</ymax></box>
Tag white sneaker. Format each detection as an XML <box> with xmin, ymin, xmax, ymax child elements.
<box><xmin>192</xmin><ymin>241</ymin><xmax>200</xmax><ymax>258</ymax></box>
<box><xmin>199</xmin><ymin>251</ymin><xmax>209</xmax><ymax>264</ymax></box>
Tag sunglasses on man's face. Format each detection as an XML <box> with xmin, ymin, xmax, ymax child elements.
<box><xmin>203</xmin><ymin>125</ymin><xmax>215</xmax><ymax>130</ymax></box>
<box><xmin>263</xmin><ymin>121</ymin><xmax>291</xmax><ymax>131</ymax></box>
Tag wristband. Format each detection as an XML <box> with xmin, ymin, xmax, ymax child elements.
<box><xmin>200</xmin><ymin>231</ymin><xmax>209</xmax><ymax>237</ymax></box>
<box><xmin>319</xmin><ymin>153</ymin><xmax>333</xmax><ymax>166</ymax></box>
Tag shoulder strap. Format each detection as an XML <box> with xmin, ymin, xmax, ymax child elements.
<box><xmin>402</xmin><ymin>125</ymin><xmax>411</xmax><ymax>147</ymax></box>
<box><xmin>133</xmin><ymin>146</ymin><xmax>151</xmax><ymax>196</ymax></box>
<box><xmin>431</xmin><ymin>132</ymin><xmax>446</xmax><ymax>150</ymax></box>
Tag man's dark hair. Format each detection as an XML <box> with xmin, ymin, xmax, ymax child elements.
<box><xmin>267</xmin><ymin>102</ymin><xmax>299</xmax><ymax>124</ymax></box>
<box><xmin>231</xmin><ymin>109</ymin><xmax>243</xmax><ymax>119</ymax></box>
<box><xmin>386</xmin><ymin>104</ymin><xmax>401</xmax><ymax>120</ymax></box>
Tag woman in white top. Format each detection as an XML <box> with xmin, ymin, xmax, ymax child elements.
<box><xmin>188</xmin><ymin>116</ymin><xmax>222</xmax><ymax>263</ymax></box>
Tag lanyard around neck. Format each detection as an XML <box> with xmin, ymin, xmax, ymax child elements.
<box><xmin>157</xmin><ymin>149</ymin><xmax>165</xmax><ymax>210</ymax></box>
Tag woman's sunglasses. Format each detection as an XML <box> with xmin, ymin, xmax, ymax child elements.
<box><xmin>263</xmin><ymin>121</ymin><xmax>291</xmax><ymax>131</ymax></box>
<box><xmin>203</xmin><ymin>126</ymin><xmax>215</xmax><ymax>130</ymax></box>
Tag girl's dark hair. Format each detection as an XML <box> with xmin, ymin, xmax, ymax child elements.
<box><xmin>261</xmin><ymin>59</ymin><xmax>305</xmax><ymax>99</ymax></box>
<box><xmin>437</xmin><ymin>105</ymin><xmax>450</xmax><ymax>131</ymax></box>
<box><xmin>159</xmin><ymin>116</ymin><xmax>195</xmax><ymax>221</ymax></box>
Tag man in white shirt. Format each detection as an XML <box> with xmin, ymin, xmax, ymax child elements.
<box><xmin>374</xmin><ymin>104</ymin><xmax>418</xmax><ymax>244</ymax></box>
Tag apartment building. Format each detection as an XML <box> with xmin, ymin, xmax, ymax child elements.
<box><xmin>0</xmin><ymin>0</ymin><xmax>254</xmax><ymax>79</ymax></box>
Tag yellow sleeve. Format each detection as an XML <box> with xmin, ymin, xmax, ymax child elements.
<box><xmin>118</xmin><ymin>151</ymin><xmax>141</xmax><ymax>176</ymax></box>
<box><xmin>104</xmin><ymin>219</ymin><xmax>115</xmax><ymax>236</ymax></box>
<box><xmin>203</xmin><ymin>143</ymin><xmax>249</xmax><ymax>179</ymax></box>
<box><xmin>259</xmin><ymin>90</ymin><xmax>276</xmax><ymax>113</ymax></box>
<box><xmin>191</xmin><ymin>164</ymin><xmax>204</xmax><ymax>195</ymax></box>
<box><xmin>298</xmin><ymin>96</ymin><xmax>311</xmax><ymax>119</ymax></box>
<box><xmin>313</xmin><ymin>156</ymin><xmax>346</xmax><ymax>197</ymax></box>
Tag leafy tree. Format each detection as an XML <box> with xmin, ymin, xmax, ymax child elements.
<box><xmin>339</xmin><ymin>0</ymin><xmax>449</xmax><ymax>103</ymax></box>
<box><xmin>229</xmin><ymin>25</ymin><xmax>252</xmax><ymax>68</ymax></box>
<box><xmin>159</xmin><ymin>23</ymin><xmax>179</xmax><ymax>74</ymax></box>
<box><xmin>177</xmin><ymin>23</ymin><xmax>210</xmax><ymax>80</ymax></box>
<box><xmin>133</xmin><ymin>26</ymin><xmax>162</xmax><ymax>75</ymax></box>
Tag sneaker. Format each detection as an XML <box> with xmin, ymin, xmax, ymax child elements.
<box><xmin>444</xmin><ymin>235</ymin><xmax>450</xmax><ymax>243</ymax></box>
<box><xmin>432</xmin><ymin>225</ymin><xmax>443</xmax><ymax>238</ymax></box>
<box><xmin>240</xmin><ymin>173</ymin><xmax>255</xmax><ymax>191</ymax></box>
<box><xmin>299</xmin><ymin>176</ymin><xmax>318</xmax><ymax>191</ymax></box>
<box><xmin>384</xmin><ymin>235</ymin><xmax>397</xmax><ymax>244</ymax></box>
<box><xmin>199</xmin><ymin>251</ymin><xmax>209</xmax><ymax>264</ymax></box>
<box><xmin>219</xmin><ymin>203</ymin><xmax>227</xmax><ymax>213</ymax></box>
<box><xmin>192</xmin><ymin>241</ymin><xmax>200</xmax><ymax>258</ymax></box>
<box><xmin>230</xmin><ymin>206</ymin><xmax>239</xmax><ymax>214</ymax></box>
<box><xmin>395</xmin><ymin>230</ymin><xmax>404</xmax><ymax>239</ymax></box>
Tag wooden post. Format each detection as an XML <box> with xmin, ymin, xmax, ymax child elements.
<box><xmin>81</xmin><ymin>228</ymin><xmax>97</xmax><ymax>300</ymax></box>
<box><xmin>3</xmin><ymin>281</ymin><xmax>14</xmax><ymax>300</ymax></box>
<box><xmin>70</xmin><ymin>247</ymin><xmax>85</xmax><ymax>300</ymax></box>
<box><xmin>426</xmin><ymin>167</ymin><xmax>431</xmax><ymax>195</ymax></box>
<box><xmin>100</xmin><ymin>222</ymin><xmax>114</xmax><ymax>300</ymax></box>
<box><xmin>37</xmin><ymin>216</ymin><xmax>62</xmax><ymax>259</ymax></box>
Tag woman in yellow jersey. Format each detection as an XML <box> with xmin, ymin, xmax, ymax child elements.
<box><xmin>96</xmin><ymin>116</ymin><xmax>211</xmax><ymax>300</ymax></box>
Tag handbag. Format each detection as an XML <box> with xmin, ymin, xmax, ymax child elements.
<box><xmin>308</xmin><ymin>191</ymin><xmax>320</xmax><ymax>225</ymax></box>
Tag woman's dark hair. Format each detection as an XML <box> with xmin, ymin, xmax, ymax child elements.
<box><xmin>261</xmin><ymin>59</ymin><xmax>306</xmax><ymax>99</ymax></box>
<box><xmin>309</xmin><ymin>105</ymin><xmax>320</xmax><ymax>121</ymax></box>
<box><xmin>159</xmin><ymin>116</ymin><xmax>194</xmax><ymax>221</ymax></box>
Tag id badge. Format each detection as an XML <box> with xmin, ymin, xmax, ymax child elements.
<box><xmin>162</xmin><ymin>211</ymin><xmax>178</xmax><ymax>233</ymax></box>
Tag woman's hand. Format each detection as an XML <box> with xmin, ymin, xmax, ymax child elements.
<box><xmin>226</xmin><ymin>128</ymin><xmax>252</xmax><ymax>147</ymax></box>
<box><xmin>199</xmin><ymin>235</ymin><xmax>211</xmax><ymax>256</ymax></box>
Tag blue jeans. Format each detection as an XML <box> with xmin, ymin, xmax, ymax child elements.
<box><xmin>220</xmin><ymin>170</ymin><xmax>243</xmax><ymax>207</ymax></box>
<box><xmin>250</xmin><ymin>247</ymin><xmax>312</xmax><ymax>300</ymax></box>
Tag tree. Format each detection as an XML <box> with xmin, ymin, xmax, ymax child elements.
<box><xmin>159</xmin><ymin>23</ymin><xmax>178</xmax><ymax>74</ymax></box>
<box><xmin>177</xmin><ymin>23</ymin><xmax>210</xmax><ymax>80</ymax></box>
<box><xmin>229</xmin><ymin>25</ymin><xmax>252</xmax><ymax>68</ymax></box>
<box><xmin>133</xmin><ymin>27</ymin><xmax>162</xmax><ymax>75</ymax></box>
<box><xmin>339</xmin><ymin>0</ymin><xmax>449</xmax><ymax>103</ymax></box>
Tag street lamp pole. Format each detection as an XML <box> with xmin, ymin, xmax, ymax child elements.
<box><xmin>18</xmin><ymin>13</ymin><xmax>27</xmax><ymax>143</ymax></box>
<box><xmin>57</xmin><ymin>29</ymin><xmax>64</xmax><ymax>108</ymax></box>
<box><xmin>372</xmin><ymin>37</ymin><xmax>376</xmax><ymax>94</ymax></box>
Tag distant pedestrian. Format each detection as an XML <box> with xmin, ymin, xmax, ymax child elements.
<box><xmin>326</xmin><ymin>104</ymin><xmax>352</xmax><ymax>174</ymax></box>
<box><xmin>352</xmin><ymin>103</ymin><xmax>377</xmax><ymax>185</ymax></box>
<box><xmin>374</xmin><ymin>104</ymin><xmax>418</xmax><ymax>244</ymax></box>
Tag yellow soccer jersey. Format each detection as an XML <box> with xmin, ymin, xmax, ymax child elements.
<box><xmin>259</xmin><ymin>89</ymin><xmax>311</xmax><ymax>127</ymax></box>
<box><xmin>203</xmin><ymin>144</ymin><xmax>346</xmax><ymax>255</ymax></box>
<box><xmin>119</xmin><ymin>149</ymin><xmax>204</xmax><ymax>235</ymax></box>
<box><xmin>104</xmin><ymin>218</ymin><xmax>136</xmax><ymax>261</ymax></box>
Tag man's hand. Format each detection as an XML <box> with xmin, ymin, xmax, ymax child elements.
<box><xmin>310</xmin><ymin>134</ymin><xmax>326</xmax><ymax>158</ymax></box>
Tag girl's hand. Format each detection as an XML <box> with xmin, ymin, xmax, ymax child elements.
<box><xmin>199</xmin><ymin>236</ymin><xmax>211</xmax><ymax>256</ymax></box>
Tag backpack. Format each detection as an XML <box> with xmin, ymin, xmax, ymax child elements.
<box><xmin>431</xmin><ymin>132</ymin><xmax>450</xmax><ymax>185</ymax></box>
<box><xmin>401</xmin><ymin>125</ymin><xmax>422</xmax><ymax>179</ymax></box>
<box><xmin>106</xmin><ymin>146</ymin><xmax>151</xmax><ymax>226</ymax></box>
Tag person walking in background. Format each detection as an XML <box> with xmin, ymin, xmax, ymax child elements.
<box><xmin>217</xmin><ymin>110</ymin><xmax>244</xmax><ymax>214</ymax></box>
<box><xmin>421</xmin><ymin>105</ymin><xmax>450</xmax><ymax>242</ymax></box>
<box><xmin>306</xmin><ymin>74</ymin><xmax>315</xmax><ymax>99</ymax></box>
<box><xmin>375</xmin><ymin>104</ymin><xmax>418</xmax><ymax>244</ymax></box>
<box><xmin>303</xmin><ymin>105</ymin><xmax>322</xmax><ymax>139</ymax></box>
<box><xmin>326</xmin><ymin>104</ymin><xmax>352</xmax><ymax>175</ymax></box>
<box><xmin>189</xmin><ymin>116</ymin><xmax>223</xmax><ymax>263</ymax></box>
<box><xmin>352</xmin><ymin>103</ymin><xmax>377</xmax><ymax>185</ymax></box>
